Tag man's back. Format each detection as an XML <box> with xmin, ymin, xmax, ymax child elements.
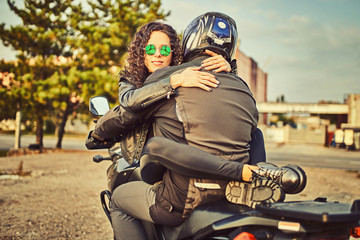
<box><xmin>176</xmin><ymin>70</ymin><xmax>257</xmax><ymax>159</ymax></box>
<box><xmin>145</xmin><ymin>56</ymin><xmax>258</xmax><ymax>162</ymax></box>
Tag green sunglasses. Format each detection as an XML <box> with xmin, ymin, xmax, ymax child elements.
<box><xmin>145</xmin><ymin>44</ymin><xmax>172</xmax><ymax>57</ymax></box>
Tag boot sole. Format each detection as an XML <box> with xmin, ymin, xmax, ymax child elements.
<box><xmin>225</xmin><ymin>179</ymin><xmax>285</xmax><ymax>208</ymax></box>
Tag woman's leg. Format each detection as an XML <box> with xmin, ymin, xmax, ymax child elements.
<box><xmin>110</xmin><ymin>181</ymin><xmax>155</xmax><ymax>240</ymax></box>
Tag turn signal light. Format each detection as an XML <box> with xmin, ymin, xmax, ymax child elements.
<box><xmin>233</xmin><ymin>232</ymin><xmax>257</xmax><ymax>240</ymax></box>
<box><xmin>350</xmin><ymin>226</ymin><xmax>360</xmax><ymax>238</ymax></box>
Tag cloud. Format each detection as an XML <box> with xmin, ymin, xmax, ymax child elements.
<box><xmin>260</xmin><ymin>9</ymin><xmax>360</xmax><ymax>102</ymax></box>
<box><xmin>289</xmin><ymin>15</ymin><xmax>310</xmax><ymax>24</ymax></box>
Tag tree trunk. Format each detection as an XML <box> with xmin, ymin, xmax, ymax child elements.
<box><xmin>36</xmin><ymin>115</ymin><xmax>44</xmax><ymax>147</ymax></box>
<box><xmin>56</xmin><ymin>102</ymin><xmax>72</xmax><ymax>149</ymax></box>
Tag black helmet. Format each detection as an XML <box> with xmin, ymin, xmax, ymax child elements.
<box><xmin>181</xmin><ymin>12</ymin><xmax>238</xmax><ymax>62</ymax></box>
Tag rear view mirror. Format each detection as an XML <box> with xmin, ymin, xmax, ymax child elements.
<box><xmin>89</xmin><ymin>96</ymin><xmax>110</xmax><ymax>116</ymax></box>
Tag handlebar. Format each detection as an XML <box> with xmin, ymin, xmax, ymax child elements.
<box><xmin>85</xmin><ymin>131</ymin><xmax>116</xmax><ymax>150</ymax></box>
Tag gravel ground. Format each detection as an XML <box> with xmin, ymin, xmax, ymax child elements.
<box><xmin>0</xmin><ymin>150</ymin><xmax>113</xmax><ymax>240</ymax></box>
<box><xmin>1</xmin><ymin>148</ymin><xmax>360</xmax><ymax>240</ymax></box>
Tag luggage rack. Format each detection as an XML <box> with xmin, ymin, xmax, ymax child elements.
<box><xmin>256</xmin><ymin>197</ymin><xmax>360</xmax><ymax>223</ymax></box>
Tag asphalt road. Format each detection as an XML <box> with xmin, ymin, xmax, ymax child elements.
<box><xmin>266</xmin><ymin>142</ymin><xmax>360</xmax><ymax>171</ymax></box>
<box><xmin>1</xmin><ymin>134</ymin><xmax>360</xmax><ymax>171</ymax></box>
<box><xmin>268</xmin><ymin>151</ymin><xmax>360</xmax><ymax>170</ymax></box>
<box><xmin>0</xmin><ymin>134</ymin><xmax>88</xmax><ymax>151</ymax></box>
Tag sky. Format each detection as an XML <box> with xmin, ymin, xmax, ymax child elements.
<box><xmin>1</xmin><ymin>0</ymin><xmax>360</xmax><ymax>103</ymax></box>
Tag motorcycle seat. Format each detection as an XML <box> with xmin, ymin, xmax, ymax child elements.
<box><xmin>161</xmin><ymin>199</ymin><xmax>252</xmax><ymax>240</ymax></box>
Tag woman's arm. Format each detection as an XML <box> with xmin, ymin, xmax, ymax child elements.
<box><xmin>119</xmin><ymin>70</ymin><xmax>218</xmax><ymax>111</ymax></box>
<box><xmin>119</xmin><ymin>52</ymin><xmax>232</xmax><ymax>111</ymax></box>
<box><xmin>118</xmin><ymin>78</ymin><xmax>173</xmax><ymax>111</ymax></box>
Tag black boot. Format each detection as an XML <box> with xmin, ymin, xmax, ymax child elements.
<box><xmin>252</xmin><ymin>162</ymin><xmax>307</xmax><ymax>194</ymax></box>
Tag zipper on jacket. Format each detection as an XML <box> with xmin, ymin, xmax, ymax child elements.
<box><xmin>140</xmin><ymin>89</ymin><xmax>174</xmax><ymax>108</ymax></box>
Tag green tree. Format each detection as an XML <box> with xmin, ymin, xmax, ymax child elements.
<box><xmin>0</xmin><ymin>60</ymin><xmax>20</xmax><ymax>122</ymax></box>
<box><xmin>52</xmin><ymin>0</ymin><xmax>169</xmax><ymax>148</ymax></box>
<box><xmin>0</xmin><ymin>58</ymin><xmax>36</xmax><ymax>133</ymax></box>
<box><xmin>56</xmin><ymin>0</ymin><xmax>169</xmax><ymax>143</ymax></box>
<box><xmin>0</xmin><ymin>0</ymin><xmax>73</xmax><ymax>147</ymax></box>
<box><xmin>70</xmin><ymin>0</ymin><xmax>169</xmax><ymax>70</ymax></box>
<box><xmin>1</xmin><ymin>0</ymin><xmax>169</xmax><ymax>149</ymax></box>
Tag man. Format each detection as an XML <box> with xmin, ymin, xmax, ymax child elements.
<box><xmin>91</xmin><ymin>12</ymin><xmax>306</xmax><ymax>240</ymax></box>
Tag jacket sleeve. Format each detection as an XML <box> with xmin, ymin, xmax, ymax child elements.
<box><xmin>118</xmin><ymin>77</ymin><xmax>174</xmax><ymax>111</ymax></box>
<box><xmin>91</xmin><ymin>105</ymin><xmax>139</xmax><ymax>141</ymax></box>
<box><xmin>91</xmin><ymin>99</ymin><xmax>166</xmax><ymax>141</ymax></box>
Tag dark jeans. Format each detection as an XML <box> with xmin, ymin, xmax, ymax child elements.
<box><xmin>110</xmin><ymin>181</ymin><xmax>183</xmax><ymax>240</ymax></box>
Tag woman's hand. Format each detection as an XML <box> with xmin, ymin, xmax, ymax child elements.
<box><xmin>170</xmin><ymin>66</ymin><xmax>219</xmax><ymax>92</ymax></box>
<box><xmin>201</xmin><ymin>50</ymin><xmax>231</xmax><ymax>73</ymax></box>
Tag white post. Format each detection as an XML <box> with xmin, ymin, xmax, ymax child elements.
<box><xmin>14</xmin><ymin>110</ymin><xmax>21</xmax><ymax>149</ymax></box>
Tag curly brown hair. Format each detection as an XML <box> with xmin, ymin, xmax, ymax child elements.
<box><xmin>119</xmin><ymin>22</ymin><xmax>182</xmax><ymax>88</ymax></box>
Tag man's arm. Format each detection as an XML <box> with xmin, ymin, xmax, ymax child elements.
<box><xmin>91</xmin><ymin>105</ymin><xmax>138</xmax><ymax>141</ymax></box>
<box><xmin>91</xmin><ymin>99</ymin><xmax>166</xmax><ymax>141</ymax></box>
<box><xmin>92</xmin><ymin>71</ymin><xmax>176</xmax><ymax>142</ymax></box>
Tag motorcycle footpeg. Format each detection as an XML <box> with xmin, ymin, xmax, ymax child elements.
<box><xmin>225</xmin><ymin>179</ymin><xmax>285</xmax><ymax>208</ymax></box>
<box><xmin>93</xmin><ymin>155</ymin><xmax>111</xmax><ymax>163</ymax></box>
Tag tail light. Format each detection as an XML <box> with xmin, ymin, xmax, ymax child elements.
<box><xmin>351</xmin><ymin>226</ymin><xmax>360</xmax><ymax>238</ymax></box>
<box><xmin>233</xmin><ymin>232</ymin><xmax>257</xmax><ymax>240</ymax></box>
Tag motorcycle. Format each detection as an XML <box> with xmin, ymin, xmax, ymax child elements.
<box><xmin>86</xmin><ymin>96</ymin><xmax>360</xmax><ymax>240</ymax></box>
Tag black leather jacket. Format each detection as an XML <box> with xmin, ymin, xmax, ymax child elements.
<box><xmin>117</xmin><ymin>77</ymin><xmax>175</xmax><ymax>163</ymax></box>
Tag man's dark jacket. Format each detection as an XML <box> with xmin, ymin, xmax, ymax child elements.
<box><xmin>144</xmin><ymin>56</ymin><xmax>258</xmax><ymax>160</ymax></box>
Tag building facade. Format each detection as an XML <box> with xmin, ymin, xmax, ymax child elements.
<box><xmin>234</xmin><ymin>46</ymin><xmax>267</xmax><ymax>103</ymax></box>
